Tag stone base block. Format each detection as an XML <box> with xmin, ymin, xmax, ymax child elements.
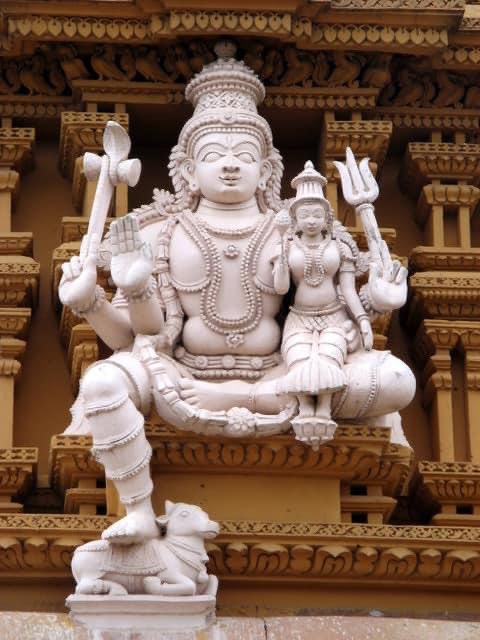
<box><xmin>66</xmin><ymin>594</ymin><xmax>216</xmax><ymax>634</ymax></box>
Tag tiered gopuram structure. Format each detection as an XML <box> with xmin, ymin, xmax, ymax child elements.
<box><xmin>1</xmin><ymin>0</ymin><xmax>480</xmax><ymax>637</ymax></box>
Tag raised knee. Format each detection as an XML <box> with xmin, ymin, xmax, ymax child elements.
<box><xmin>81</xmin><ymin>363</ymin><xmax>129</xmax><ymax>407</ymax></box>
<box><xmin>382</xmin><ymin>355</ymin><xmax>416</xmax><ymax>409</ymax></box>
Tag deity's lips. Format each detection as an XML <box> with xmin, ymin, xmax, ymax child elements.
<box><xmin>220</xmin><ymin>175</ymin><xmax>240</xmax><ymax>185</ymax></box>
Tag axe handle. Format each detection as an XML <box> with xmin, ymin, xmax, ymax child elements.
<box><xmin>85</xmin><ymin>154</ymin><xmax>115</xmax><ymax>245</ymax></box>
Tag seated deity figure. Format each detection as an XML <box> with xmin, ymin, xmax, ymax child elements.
<box><xmin>271</xmin><ymin>161</ymin><xmax>374</xmax><ymax>447</ymax></box>
<box><xmin>59</xmin><ymin>42</ymin><xmax>415</xmax><ymax>543</ymax></box>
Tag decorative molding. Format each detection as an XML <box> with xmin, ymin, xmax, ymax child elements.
<box><xmin>2</xmin><ymin>514</ymin><xmax>480</xmax><ymax>588</ymax></box>
<box><xmin>0</xmin><ymin>97</ymin><xmax>74</xmax><ymax>119</ymax></box>
<box><xmin>64</xmin><ymin>488</ymin><xmax>106</xmax><ymax>515</ymax></box>
<box><xmin>416</xmin><ymin>183</ymin><xmax>480</xmax><ymax>225</ymax></box>
<box><xmin>8</xmin><ymin>16</ymin><xmax>153</xmax><ymax>44</ymax></box>
<box><xmin>49</xmin><ymin>436</ymin><xmax>104</xmax><ymax>496</ymax></box>
<box><xmin>420</xmin><ymin>460</ymin><xmax>480</xmax><ymax>503</ymax></box>
<box><xmin>162</xmin><ymin>11</ymin><xmax>302</xmax><ymax>38</ymax></box>
<box><xmin>0</xmin><ymin>233</ymin><xmax>33</xmax><ymax>257</ymax></box>
<box><xmin>310</xmin><ymin>24</ymin><xmax>448</xmax><ymax>52</ymax></box>
<box><xmin>0</xmin><ymin>256</ymin><xmax>40</xmax><ymax>308</ymax></box>
<box><xmin>331</xmin><ymin>0</ymin><xmax>465</xmax><ymax>7</ymax></box>
<box><xmin>0</xmin><ymin>448</ymin><xmax>38</xmax><ymax>505</ymax></box>
<box><xmin>0</xmin><ymin>309</ymin><xmax>30</xmax><ymax>340</ymax></box>
<box><xmin>375</xmin><ymin>108</ymin><xmax>480</xmax><ymax>131</ymax></box>
<box><xmin>408</xmin><ymin>274</ymin><xmax>480</xmax><ymax>327</ymax></box>
<box><xmin>411</xmin><ymin>247</ymin><xmax>480</xmax><ymax>272</ymax></box>
<box><xmin>59</xmin><ymin>112</ymin><xmax>129</xmax><ymax>180</ymax></box>
<box><xmin>61</xmin><ymin>217</ymin><xmax>114</xmax><ymax>244</ymax></box>
<box><xmin>50</xmin><ymin>425</ymin><xmax>412</xmax><ymax>500</ymax></box>
<box><xmin>322</xmin><ymin>120</ymin><xmax>392</xmax><ymax>177</ymax></box>
<box><xmin>0</xmin><ymin>129</ymin><xmax>34</xmax><ymax>173</ymax></box>
<box><xmin>402</xmin><ymin>142</ymin><xmax>480</xmax><ymax>198</ymax></box>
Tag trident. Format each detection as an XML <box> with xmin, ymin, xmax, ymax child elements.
<box><xmin>333</xmin><ymin>147</ymin><xmax>388</xmax><ymax>269</ymax></box>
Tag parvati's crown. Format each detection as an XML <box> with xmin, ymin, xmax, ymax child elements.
<box><xmin>291</xmin><ymin>161</ymin><xmax>330</xmax><ymax>212</ymax></box>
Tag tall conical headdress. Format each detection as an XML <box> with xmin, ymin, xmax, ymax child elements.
<box><xmin>290</xmin><ymin>161</ymin><xmax>330</xmax><ymax>213</ymax></box>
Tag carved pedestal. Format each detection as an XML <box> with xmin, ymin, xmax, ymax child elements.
<box><xmin>66</xmin><ymin>594</ymin><xmax>216</xmax><ymax>635</ymax></box>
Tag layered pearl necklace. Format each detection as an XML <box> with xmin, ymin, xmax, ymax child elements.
<box><xmin>295</xmin><ymin>236</ymin><xmax>331</xmax><ymax>287</ymax></box>
<box><xmin>180</xmin><ymin>210</ymin><xmax>273</xmax><ymax>348</ymax></box>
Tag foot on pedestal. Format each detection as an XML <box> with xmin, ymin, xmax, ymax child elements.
<box><xmin>179</xmin><ymin>378</ymin><xmax>248</xmax><ymax>412</ymax></box>
<box><xmin>292</xmin><ymin>416</ymin><xmax>337</xmax><ymax>451</ymax></box>
<box><xmin>102</xmin><ymin>511</ymin><xmax>159</xmax><ymax>545</ymax></box>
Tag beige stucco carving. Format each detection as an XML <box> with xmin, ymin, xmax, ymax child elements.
<box><xmin>58</xmin><ymin>43</ymin><xmax>414</xmax><ymax>556</ymax></box>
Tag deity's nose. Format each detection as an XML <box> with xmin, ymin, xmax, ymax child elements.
<box><xmin>222</xmin><ymin>154</ymin><xmax>240</xmax><ymax>173</ymax></box>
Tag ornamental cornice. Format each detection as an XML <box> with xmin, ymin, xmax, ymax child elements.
<box><xmin>416</xmin><ymin>184</ymin><xmax>480</xmax><ymax>225</ymax></box>
<box><xmin>419</xmin><ymin>460</ymin><xmax>480</xmax><ymax>503</ymax></box>
<box><xmin>59</xmin><ymin>112</ymin><xmax>129</xmax><ymax>180</ymax></box>
<box><xmin>403</xmin><ymin>142</ymin><xmax>480</xmax><ymax>198</ymax></box>
<box><xmin>71</xmin><ymin>80</ymin><xmax>379</xmax><ymax>112</ymax></box>
<box><xmin>410</xmin><ymin>247</ymin><xmax>480</xmax><ymax>272</ymax></box>
<box><xmin>0</xmin><ymin>129</ymin><xmax>34</xmax><ymax>173</ymax></box>
<box><xmin>408</xmin><ymin>272</ymin><xmax>480</xmax><ymax>327</ymax></box>
<box><xmin>330</xmin><ymin>0</ymin><xmax>465</xmax><ymax>8</ymax></box>
<box><xmin>322</xmin><ymin>120</ymin><xmax>392</xmax><ymax>171</ymax></box>
<box><xmin>0</xmin><ymin>233</ymin><xmax>33</xmax><ymax>257</ymax></box>
<box><xmin>310</xmin><ymin>24</ymin><xmax>448</xmax><ymax>52</ymax></box>
<box><xmin>68</xmin><ymin>324</ymin><xmax>99</xmax><ymax>393</ymax></box>
<box><xmin>0</xmin><ymin>256</ymin><xmax>40</xmax><ymax>308</ymax></box>
<box><xmin>0</xmin><ymin>309</ymin><xmax>30</xmax><ymax>340</ymax></box>
<box><xmin>375</xmin><ymin>108</ymin><xmax>480</xmax><ymax>132</ymax></box>
<box><xmin>435</xmin><ymin>46</ymin><xmax>480</xmax><ymax>70</ymax></box>
<box><xmin>0</xmin><ymin>97</ymin><xmax>74</xmax><ymax>120</ymax></box>
<box><xmin>50</xmin><ymin>425</ymin><xmax>412</xmax><ymax>499</ymax></box>
<box><xmin>0</xmin><ymin>447</ymin><xmax>38</xmax><ymax>497</ymax></box>
<box><xmin>2</xmin><ymin>514</ymin><xmax>480</xmax><ymax>588</ymax></box>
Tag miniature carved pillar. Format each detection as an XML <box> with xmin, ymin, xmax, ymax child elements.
<box><xmin>417</xmin><ymin>184</ymin><xmax>480</xmax><ymax>249</ymax></box>
<box><xmin>0</xmin><ymin>338</ymin><xmax>25</xmax><ymax>448</ymax></box>
<box><xmin>415</xmin><ymin>321</ymin><xmax>458</xmax><ymax>461</ymax></box>
<box><xmin>459</xmin><ymin>329</ymin><xmax>480</xmax><ymax>463</ymax></box>
<box><xmin>0</xmin><ymin>170</ymin><xmax>19</xmax><ymax>233</ymax></box>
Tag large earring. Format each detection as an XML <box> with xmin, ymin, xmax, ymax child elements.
<box><xmin>189</xmin><ymin>179</ymin><xmax>200</xmax><ymax>195</ymax></box>
<box><xmin>258</xmin><ymin>178</ymin><xmax>266</xmax><ymax>191</ymax></box>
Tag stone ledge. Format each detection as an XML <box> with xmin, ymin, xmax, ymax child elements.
<box><xmin>66</xmin><ymin>594</ymin><xmax>216</xmax><ymax>632</ymax></box>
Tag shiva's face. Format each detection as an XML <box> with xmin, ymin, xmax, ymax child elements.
<box><xmin>188</xmin><ymin>132</ymin><xmax>271</xmax><ymax>205</ymax></box>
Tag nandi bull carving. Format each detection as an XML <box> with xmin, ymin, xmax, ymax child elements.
<box><xmin>71</xmin><ymin>501</ymin><xmax>219</xmax><ymax>597</ymax></box>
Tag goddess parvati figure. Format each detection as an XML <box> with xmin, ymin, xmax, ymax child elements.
<box><xmin>59</xmin><ymin>42</ymin><xmax>415</xmax><ymax>543</ymax></box>
<box><xmin>272</xmin><ymin>161</ymin><xmax>374</xmax><ymax>447</ymax></box>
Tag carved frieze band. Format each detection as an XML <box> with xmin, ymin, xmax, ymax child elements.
<box><xmin>1</xmin><ymin>514</ymin><xmax>480</xmax><ymax>587</ymax></box>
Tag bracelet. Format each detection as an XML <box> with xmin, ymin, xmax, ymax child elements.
<box><xmin>122</xmin><ymin>275</ymin><xmax>157</xmax><ymax>303</ymax></box>
<box><xmin>70</xmin><ymin>285</ymin><xmax>106</xmax><ymax>318</ymax></box>
<box><xmin>355</xmin><ymin>313</ymin><xmax>369</xmax><ymax>323</ymax></box>
<box><xmin>359</xmin><ymin>284</ymin><xmax>375</xmax><ymax>314</ymax></box>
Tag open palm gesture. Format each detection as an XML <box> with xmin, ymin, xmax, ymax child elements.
<box><xmin>110</xmin><ymin>214</ymin><xmax>154</xmax><ymax>294</ymax></box>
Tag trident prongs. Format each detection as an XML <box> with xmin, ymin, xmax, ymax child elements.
<box><xmin>333</xmin><ymin>146</ymin><xmax>379</xmax><ymax>207</ymax></box>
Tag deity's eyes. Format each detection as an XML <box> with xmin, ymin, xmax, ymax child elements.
<box><xmin>236</xmin><ymin>151</ymin><xmax>256</xmax><ymax>163</ymax></box>
<box><xmin>202</xmin><ymin>151</ymin><xmax>222</xmax><ymax>162</ymax></box>
<box><xmin>297</xmin><ymin>207</ymin><xmax>325</xmax><ymax>219</ymax></box>
<box><xmin>180</xmin><ymin>510</ymin><xmax>190</xmax><ymax>518</ymax></box>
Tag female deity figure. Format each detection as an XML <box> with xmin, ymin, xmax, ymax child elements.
<box><xmin>272</xmin><ymin>161</ymin><xmax>373</xmax><ymax>447</ymax></box>
<box><xmin>58</xmin><ymin>42</ymin><xmax>415</xmax><ymax>544</ymax></box>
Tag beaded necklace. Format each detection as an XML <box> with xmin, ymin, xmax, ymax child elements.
<box><xmin>295</xmin><ymin>236</ymin><xmax>331</xmax><ymax>287</ymax></box>
<box><xmin>180</xmin><ymin>210</ymin><xmax>273</xmax><ymax>348</ymax></box>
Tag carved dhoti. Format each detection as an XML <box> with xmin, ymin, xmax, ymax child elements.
<box><xmin>277</xmin><ymin>304</ymin><xmax>357</xmax><ymax>395</ymax></box>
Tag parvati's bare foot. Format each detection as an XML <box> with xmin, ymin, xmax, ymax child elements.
<box><xmin>102</xmin><ymin>511</ymin><xmax>158</xmax><ymax>545</ymax></box>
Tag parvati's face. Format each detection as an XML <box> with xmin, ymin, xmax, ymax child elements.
<box><xmin>192</xmin><ymin>132</ymin><xmax>265</xmax><ymax>204</ymax></box>
<box><xmin>295</xmin><ymin>202</ymin><xmax>328</xmax><ymax>237</ymax></box>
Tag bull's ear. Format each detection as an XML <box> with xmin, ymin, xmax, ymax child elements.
<box><xmin>165</xmin><ymin>500</ymin><xmax>176</xmax><ymax>515</ymax></box>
